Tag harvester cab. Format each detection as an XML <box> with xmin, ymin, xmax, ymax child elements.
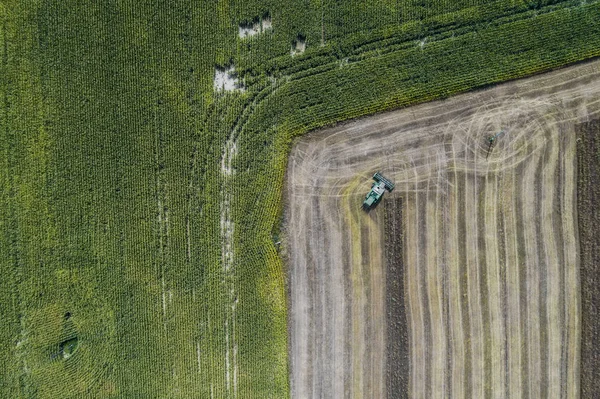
<box><xmin>486</xmin><ymin>130</ymin><xmax>505</xmax><ymax>159</ymax></box>
<box><xmin>362</xmin><ymin>172</ymin><xmax>395</xmax><ymax>211</ymax></box>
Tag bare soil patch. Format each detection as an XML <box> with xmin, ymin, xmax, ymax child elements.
<box><xmin>576</xmin><ymin>119</ymin><xmax>600</xmax><ymax>398</ymax></box>
<box><xmin>384</xmin><ymin>197</ymin><xmax>408</xmax><ymax>399</ymax></box>
<box><xmin>214</xmin><ymin>65</ymin><xmax>243</xmax><ymax>92</ymax></box>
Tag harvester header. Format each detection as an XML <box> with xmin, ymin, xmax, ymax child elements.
<box><xmin>362</xmin><ymin>172</ymin><xmax>395</xmax><ymax>210</ymax></box>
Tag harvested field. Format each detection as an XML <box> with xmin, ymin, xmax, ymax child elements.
<box><xmin>286</xmin><ymin>59</ymin><xmax>600</xmax><ymax>398</ymax></box>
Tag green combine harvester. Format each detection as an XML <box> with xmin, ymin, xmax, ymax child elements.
<box><xmin>362</xmin><ymin>172</ymin><xmax>395</xmax><ymax>210</ymax></box>
<box><xmin>486</xmin><ymin>130</ymin><xmax>505</xmax><ymax>159</ymax></box>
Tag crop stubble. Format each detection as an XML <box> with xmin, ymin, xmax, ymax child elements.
<box><xmin>286</xmin><ymin>59</ymin><xmax>600</xmax><ymax>398</ymax></box>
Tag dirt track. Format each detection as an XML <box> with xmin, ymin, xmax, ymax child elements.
<box><xmin>285</xmin><ymin>59</ymin><xmax>600</xmax><ymax>398</ymax></box>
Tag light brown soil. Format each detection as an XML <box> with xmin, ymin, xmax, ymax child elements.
<box><xmin>285</xmin><ymin>59</ymin><xmax>600</xmax><ymax>398</ymax></box>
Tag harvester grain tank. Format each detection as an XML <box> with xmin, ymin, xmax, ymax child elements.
<box><xmin>362</xmin><ymin>172</ymin><xmax>395</xmax><ymax>210</ymax></box>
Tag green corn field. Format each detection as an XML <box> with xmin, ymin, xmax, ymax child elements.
<box><xmin>1</xmin><ymin>0</ymin><xmax>600</xmax><ymax>397</ymax></box>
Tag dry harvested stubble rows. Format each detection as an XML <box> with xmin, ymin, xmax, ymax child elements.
<box><xmin>286</xmin><ymin>60</ymin><xmax>600</xmax><ymax>398</ymax></box>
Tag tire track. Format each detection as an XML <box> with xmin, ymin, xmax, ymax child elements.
<box><xmin>477</xmin><ymin>175</ymin><xmax>492</xmax><ymax>399</ymax></box>
<box><xmin>405</xmin><ymin>188</ymin><xmax>427</xmax><ymax>398</ymax></box>
<box><xmin>448</xmin><ymin>151</ymin><xmax>466</xmax><ymax>399</ymax></box>
<box><xmin>513</xmin><ymin>154</ymin><xmax>530</xmax><ymax>399</ymax></box>
<box><xmin>427</xmin><ymin>154</ymin><xmax>447</xmax><ymax>399</ymax></box>
<box><xmin>417</xmin><ymin>178</ymin><xmax>433</xmax><ymax>399</ymax></box>
<box><xmin>495</xmin><ymin>168</ymin><xmax>510</xmax><ymax>399</ymax></box>
<box><xmin>502</xmin><ymin>156</ymin><xmax>523</xmax><ymax>399</ymax></box>
<box><xmin>440</xmin><ymin>146</ymin><xmax>454</xmax><ymax>399</ymax></box>
<box><xmin>366</xmin><ymin>208</ymin><xmax>386</xmax><ymax>399</ymax></box>
<box><xmin>484</xmin><ymin>168</ymin><xmax>506</xmax><ymax>399</ymax></box>
<box><xmin>523</xmin><ymin>140</ymin><xmax>543</xmax><ymax>399</ymax></box>
<box><xmin>539</xmin><ymin>114</ymin><xmax>561</xmax><ymax>399</ymax></box>
<box><xmin>561</xmin><ymin>121</ymin><xmax>580</xmax><ymax>399</ymax></box>
<box><xmin>465</xmin><ymin>153</ymin><xmax>484</xmax><ymax>399</ymax></box>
